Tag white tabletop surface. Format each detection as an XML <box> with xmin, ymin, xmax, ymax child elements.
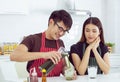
<box><xmin>18</xmin><ymin>73</ymin><xmax>120</xmax><ymax>82</ymax></box>
<box><xmin>0</xmin><ymin>55</ymin><xmax>120</xmax><ymax>82</ymax></box>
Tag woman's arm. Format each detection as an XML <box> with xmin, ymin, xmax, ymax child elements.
<box><xmin>92</xmin><ymin>37</ymin><xmax>110</xmax><ymax>74</ymax></box>
<box><xmin>92</xmin><ymin>49</ymin><xmax>110</xmax><ymax>74</ymax></box>
<box><xmin>71</xmin><ymin>47</ymin><xmax>91</xmax><ymax>75</ymax></box>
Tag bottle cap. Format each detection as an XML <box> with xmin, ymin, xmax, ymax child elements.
<box><xmin>32</xmin><ymin>67</ymin><xmax>37</xmax><ymax>76</ymax></box>
<box><xmin>42</xmin><ymin>69</ymin><xmax>46</xmax><ymax>73</ymax></box>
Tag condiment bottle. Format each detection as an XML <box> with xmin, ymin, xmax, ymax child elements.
<box><xmin>30</xmin><ymin>67</ymin><xmax>38</xmax><ymax>82</ymax></box>
<box><xmin>42</xmin><ymin>69</ymin><xmax>47</xmax><ymax>82</ymax></box>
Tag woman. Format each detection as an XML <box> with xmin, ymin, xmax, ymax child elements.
<box><xmin>69</xmin><ymin>17</ymin><xmax>110</xmax><ymax>75</ymax></box>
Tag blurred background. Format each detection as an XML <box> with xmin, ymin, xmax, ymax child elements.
<box><xmin>0</xmin><ymin>0</ymin><xmax>120</xmax><ymax>79</ymax></box>
<box><xmin>0</xmin><ymin>0</ymin><xmax>120</xmax><ymax>53</ymax></box>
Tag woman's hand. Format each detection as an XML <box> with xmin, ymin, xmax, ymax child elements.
<box><xmin>92</xmin><ymin>37</ymin><xmax>100</xmax><ymax>50</ymax></box>
<box><xmin>87</xmin><ymin>37</ymin><xmax>100</xmax><ymax>50</ymax></box>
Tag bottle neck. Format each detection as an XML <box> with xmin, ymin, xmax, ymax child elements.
<box><xmin>42</xmin><ymin>72</ymin><xmax>47</xmax><ymax>82</ymax></box>
<box><xmin>30</xmin><ymin>67</ymin><xmax>37</xmax><ymax>77</ymax></box>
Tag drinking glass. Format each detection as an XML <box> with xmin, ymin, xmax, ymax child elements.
<box><xmin>64</xmin><ymin>63</ymin><xmax>74</xmax><ymax>80</ymax></box>
<box><xmin>88</xmin><ymin>66</ymin><xmax>97</xmax><ymax>79</ymax></box>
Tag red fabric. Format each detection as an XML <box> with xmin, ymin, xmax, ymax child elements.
<box><xmin>29</xmin><ymin>32</ymin><xmax>63</xmax><ymax>77</ymax></box>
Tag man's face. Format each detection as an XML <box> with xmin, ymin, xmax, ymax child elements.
<box><xmin>49</xmin><ymin>20</ymin><xmax>69</xmax><ymax>40</ymax></box>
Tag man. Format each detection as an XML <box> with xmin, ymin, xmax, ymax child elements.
<box><xmin>10</xmin><ymin>10</ymin><xmax>76</xmax><ymax>79</ymax></box>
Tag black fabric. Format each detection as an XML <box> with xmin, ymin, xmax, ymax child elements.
<box><xmin>83</xmin><ymin>43</ymin><xmax>102</xmax><ymax>74</ymax></box>
<box><xmin>69</xmin><ymin>42</ymin><xmax>108</xmax><ymax>75</ymax></box>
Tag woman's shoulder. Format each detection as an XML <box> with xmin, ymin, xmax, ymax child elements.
<box><xmin>70</xmin><ymin>42</ymin><xmax>84</xmax><ymax>57</ymax></box>
<box><xmin>100</xmin><ymin>42</ymin><xmax>108</xmax><ymax>49</ymax></box>
<box><xmin>99</xmin><ymin>42</ymin><xmax>108</xmax><ymax>56</ymax></box>
<box><xmin>71</xmin><ymin>42</ymin><xmax>84</xmax><ymax>48</ymax></box>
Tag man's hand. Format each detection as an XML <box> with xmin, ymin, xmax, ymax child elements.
<box><xmin>44</xmin><ymin>51</ymin><xmax>62</xmax><ymax>64</ymax></box>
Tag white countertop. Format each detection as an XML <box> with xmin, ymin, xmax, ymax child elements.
<box><xmin>0</xmin><ymin>55</ymin><xmax>10</xmax><ymax>62</ymax></box>
<box><xmin>18</xmin><ymin>73</ymin><xmax>120</xmax><ymax>82</ymax></box>
<box><xmin>0</xmin><ymin>54</ymin><xmax>120</xmax><ymax>82</ymax></box>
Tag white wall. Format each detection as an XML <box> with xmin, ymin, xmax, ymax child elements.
<box><xmin>103</xmin><ymin>0</ymin><xmax>120</xmax><ymax>53</ymax></box>
<box><xmin>0</xmin><ymin>13</ymin><xmax>49</xmax><ymax>42</ymax></box>
<box><xmin>0</xmin><ymin>0</ymin><xmax>58</xmax><ymax>43</ymax></box>
<box><xmin>115</xmin><ymin>0</ymin><xmax>120</xmax><ymax>53</ymax></box>
<box><xmin>0</xmin><ymin>0</ymin><xmax>120</xmax><ymax>53</ymax></box>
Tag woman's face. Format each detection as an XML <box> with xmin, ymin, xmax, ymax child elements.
<box><xmin>84</xmin><ymin>24</ymin><xmax>100</xmax><ymax>44</ymax></box>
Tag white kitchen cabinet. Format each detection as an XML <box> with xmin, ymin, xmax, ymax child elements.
<box><xmin>109</xmin><ymin>53</ymin><xmax>120</xmax><ymax>67</ymax></box>
<box><xmin>0</xmin><ymin>55</ymin><xmax>28</xmax><ymax>81</ymax></box>
<box><xmin>109</xmin><ymin>53</ymin><xmax>120</xmax><ymax>73</ymax></box>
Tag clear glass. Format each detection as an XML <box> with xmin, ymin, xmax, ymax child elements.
<box><xmin>88</xmin><ymin>66</ymin><xmax>97</xmax><ymax>79</ymax></box>
<box><xmin>64</xmin><ymin>63</ymin><xmax>74</xmax><ymax>80</ymax></box>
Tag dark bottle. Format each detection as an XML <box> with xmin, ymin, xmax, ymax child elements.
<box><xmin>39</xmin><ymin>59</ymin><xmax>55</xmax><ymax>74</ymax></box>
<box><xmin>39</xmin><ymin>47</ymin><xmax>69</xmax><ymax>74</ymax></box>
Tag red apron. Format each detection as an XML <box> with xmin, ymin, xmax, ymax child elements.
<box><xmin>29</xmin><ymin>32</ymin><xmax>63</xmax><ymax>77</ymax></box>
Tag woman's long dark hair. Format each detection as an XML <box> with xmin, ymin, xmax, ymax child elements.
<box><xmin>79</xmin><ymin>17</ymin><xmax>105</xmax><ymax>44</ymax></box>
